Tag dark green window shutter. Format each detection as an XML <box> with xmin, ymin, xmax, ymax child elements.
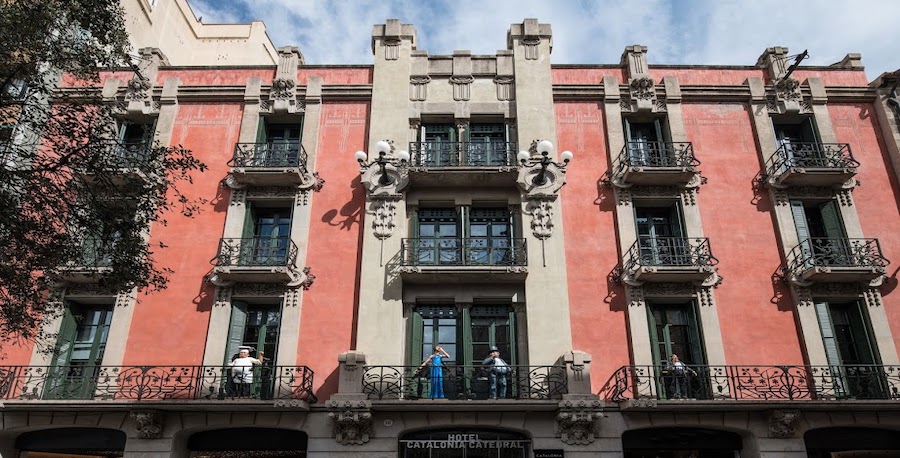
<box><xmin>801</xmin><ymin>117</ymin><xmax>819</xmax><ymax>143</ymax></box>
<box><xmin>819</xmin><ymin>201</ymin><xmax>846</xmax><ymax>239</ymax></box>
<box><xmin>408</xmin><ymin>309</ymin><xmax>424</xmax><ymax>365</ymax></box>
<box><xmin>225</xmin><ymin>301</ymin><xmax>249</xmax><ymax>364</ymax></box>
<box><xmin>653</xmin><ymin>118</ymin><xmax>665</xmax><ymax>143</ymax></box>
<box><xmin>624</xmin><ymin>118</ymin><xmax>633</xmax><ymax>142</ymax></box>
<box><xmin>848</xmin><ymin>301</ymin><xmax>878</xmax><ymax>365</ymax></box>
<box><xmin>790</xmin><ymin>201</ymin><xmax>811</xmax><ymax>242</ymax></box>
<box><xmin>506</xmin><ymin>308</ymin><xmax>517</xmax><ymax>366</ymax></box>
<box><xmin>256</xmin><ymin>116</ymin><xmax>267</xmax><ymax>144</ymax></box>
<box><xmin>815</xmin><ymin>301</ymin><xmax>843</xmax><ymax>367</ymax></box>
<box><xmin>242</xmin><ymin>205</ymin><xmax>256</xmax><ymax>239</ymax></box>
<box><xmin>685</xmin><ymin>304</ymin><xmax>706</xmax><ymax>366</ymax></box>
<box><xmin>50</xmin><ymin>306</ymin><xmax>78</xmax><ymax>367</ymax></box>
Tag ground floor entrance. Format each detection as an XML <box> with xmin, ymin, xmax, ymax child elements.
<box><xmin>399</xmin><ymin>428</ymin><xmax>529</xmax><ymax>458</ymax></box>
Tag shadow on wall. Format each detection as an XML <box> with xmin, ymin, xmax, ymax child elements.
<box><xmin>321</xmin><ymin>176</ymin><xmax>364</xmax><ymax>230</ymax></box>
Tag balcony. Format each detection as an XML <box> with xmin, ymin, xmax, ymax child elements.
<box><xmin>619</xmin><ymin>237</ymin><xmax>719</xmax><ymax>285</ymax></box>
<box><xmin>610</xmin><ymin>142</ymin><xmax>700</xmax><ymax>187</ymax></box>
<box><xmin>0</xmin><ymin>365</ymin><xmax>316</xmax><ymax>407</ymax></box>
<box><xmin>227</xmin><ymin>142</ymin><xmax>309</xmax><ymax>187</ymax></box>
<box><xmin>54</xmin><ymin>238</ymin><xmax>114</xmax><ymax>283</ymax></box>
<box><xmin>361</xmin><ymin>365</ymin><xmax>566</xmax><ymax>402</ymax></box>
<box><xmin>600</xmin><ymin>365</ymin><xmax>900</xmax><ymax>406</ymax></box>
<box><xmin>407</xmin><ymin>142</ymin><xmax>518</xmax><ymax>187</ymax></box>
<box><xmin>786</xmin><ymin>238</ymin><xmax>889</xmax><ymax>285</ymax></box>
<box><xmin>763</xmin><ymin>143</ymin><xmax>858</xmax><ymax>189</ymax></box>
<box><xmin>75</xmin><ymin>141</ymin><xmax>152</xmax><ymax>185</ymax></box>
<box><xmin>399</xmin><ymin>237</ymin><xmax>528</xmax><ymax>282</ymax></box>
<box><xmin>210</xmin><ymin>237</ymin><xmax>300</xmax><ymax>284</ymax></box>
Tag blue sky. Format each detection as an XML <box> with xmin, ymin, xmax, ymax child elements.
<box><xmin>189</xmin><ymin>0</ymin><xmax>899</xmax><ymax>80</ymax></box>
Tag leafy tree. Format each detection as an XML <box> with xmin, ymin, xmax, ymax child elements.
<box><xmin>0</xmin><ymin>1</ymin><xmax>206</xmax><ymax>347</ymax></box>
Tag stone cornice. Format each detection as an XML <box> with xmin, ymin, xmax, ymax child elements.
<box><xmin>56</xmin><ymin>84</ymin><xmax>374</xmax><ymax>103</ymax></box>
<box><xmin>553</xmin><ymin>84</ymin><xmax>877</xmax><ymax>103</ymax></box>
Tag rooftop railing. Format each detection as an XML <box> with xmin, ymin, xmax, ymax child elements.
<box><xmin>362</xmin><ymin>364</ymin><xmax>567</xmax><ymax>401</ymax></box>
<box><xmin>409</xmin><ymin>142</ymin><xmax>517</xmax><ymax>167</ymax></box>
<box><xmin>600</xmin><ymin>364</ymin><xmax>900</xmax><ymax>402</ymax></box>
<box><xmin>0</xmin><ymin>365</ymin><xmax>316</xmax><ymax>403</ymax></box>
<box><xmin>401</xmin><ymin>237</ymin><xmax>527</xmax><ymax>267</ymax></box>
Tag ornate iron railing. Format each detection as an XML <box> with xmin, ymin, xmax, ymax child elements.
<box><xmin>87</xmin><ymin>141</ymin><xmax>152</xmax><ymax>172</ymax></box>
<box><xmin>766</xmin><ymin>142</ymin><xmax>858</xmax><ymax>177</ymax></box>
<box><xmin>230</xmin><ymin>142</ymin><xmax>308</xmax><ymax>170</ymax></box>
<box><xmin>787</xmin><ymin>238</ymin><xmax>889</xmax><ymax>273</ymax></box>
<box><xmin>623</xmin><ymin>237</ymin><xmax>718</xmax><ymax>271</ymax></box>
<box><xmin>409</xmin><ymin>142</ymin><xmax>517</xmax><ymax>167</ymax></box>
<box><xmin>599</xmin><ymin>365</ymin><xmax>900</xmax><ymax>402</ymax></box>
<box><xmin>213</xmin><ymin>237</ymin><xmax>299</xmax><ymax>267</ymax></box>
<box><xmin>73</xmin><ymin>238</ymin><xmax>115</xmax><ymax>268</ymax></box>
<box><xmin>362</xmin><ymin>365</ymin><xmax>566</xmax><ymax>401</ymax></box>
<box><xmin>401</xmin><ymin>238</ymin><xmax>527</xmax><ymax>267</ymax></box>
<box><xmin>615</xmin><ymin>141</ymin><xmax>698</xmax><ymax>172</ymax></box>
<box><xmin>0</xmin><ymin>365</ymin><xmax>316</xmax><ymax>402</ymax></box>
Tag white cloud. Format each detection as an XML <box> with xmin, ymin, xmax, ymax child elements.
<box><xmin>203</xmin><ymin>0</ymin><xmax>898</xmax><ymax>79</ymax></box>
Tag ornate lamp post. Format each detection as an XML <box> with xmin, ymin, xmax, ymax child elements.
<box><xmin>355</xmin><ymin>140</ymin><xmax>410</xmax><ymax>186</ymax></box>
<box><xmin>517</xmin><ymin>139</ymin><xmax>573</xmax><ymax>186</ymax></box>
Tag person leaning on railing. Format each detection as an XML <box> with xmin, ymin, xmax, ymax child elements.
<box><xmin>667</xmin><ymin>354</ymin><xmax>697</xmax><ymax>400</ymax></box>
<box><xmin>482</xmin><ymin>346</ymin><xmax>510</xmax><ymax>400</ymax></box>
<box><xmin>228</xmin><ymin>346</ymin><xmax>262</xmax><ymax>397</ymax></box>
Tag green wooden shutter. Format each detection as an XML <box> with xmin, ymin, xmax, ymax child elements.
<box><xmin>256</xmin><ymin>116</ymin><xmax>267</xmax><ymax>144</ymax></box>
<box><xmin>815</xmin><ymin>301</ymin><xmax>843</xmax><ymax>367</ymax></box>
<box><xmin>408</xmin><ymin>309</ymin><xmax>424</xmax><ymax>365</ymax></box>
<box><xmin>801</xmin><ymin>117</ymin><xmax>819</xmax><ymax>143</ymax></box>
<box><xmin>653</xmin><ymin>118</ymin><xmax>665</xmax><ymax>143</ymax></box>
<box><xmin>646</xmin><ymin>306</ymin><xmax>663</xmax><ymax>366</ymax></box>
<box><xmin>50</xmin><ymin>306</ymin><xmax>78</xmax><ymax>368</ymax></box>
<box><xmin>624</xmin><ymin>118</ymin><xmax>633</xmax><ymax>142</ymax></box>
<box><xmin>686</xmin><ymin>304</ymin><xmax>706</xmax><ymax>365</ymax></box>
<box><xmin>849</xmin><ymin>301</ymin><xmax>878</xmax><ymax>364</ymax></box>
<box><xmin>507</xmin><ymin>308</ymin><xmax>517</xmax><ymax>365</ymax></box>
<box><xmin>461</xmin><ymin>306</ymin><xmax>473</xmax><ymax>366</ymax></box>
<box><xmin>819</xmin><ymin>200</ymin><xmax>846</xmax><ymax>239</ymax></box>
<box><xmin>790</xmin><ymin>201</ymin><xmax>810</xmax><ymax>242</ymax></box>
<box><xmin>242</xmin><ymin>205</ymin><xmax>256</xmax><ymax>238</ymax></box>
<box><xmin>224</xmin><ymin>301</ymin><xmax>249</xmax><ymax>364</ymax></box>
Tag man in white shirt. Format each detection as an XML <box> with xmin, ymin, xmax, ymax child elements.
<box><xmin>229</xmin><ymin>346</ymin><xmax>262</xmax><ymax>397</ymax></box>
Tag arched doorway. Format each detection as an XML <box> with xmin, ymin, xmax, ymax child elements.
<box><xmin>399</xmin><ymin>428</ymin><xmax>530</xmax><ymax>458</ymax></box>
<box><xmin>622</xmin><ymin>427</ymin><xmax>743</xmax><ymax>458</ymax></box>
<box><xmin>16</xmin><ymin>427</ymin><xmax>126</xmax><ymax>457</ymax></box>
<box><xmin>187</xmin><ymin>428</ymin><xmax>307</xmax><ymax>458</ymax></box>
<box><xmin>804</xmin><ymin>427</ymin><xmax>900</xmax><ymax>457</ymax></box>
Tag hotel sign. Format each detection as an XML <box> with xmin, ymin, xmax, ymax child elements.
<box><xmin>401</xmin><ymin>433</ymin><xmax>529</xmax><ymax>449</ymax></box>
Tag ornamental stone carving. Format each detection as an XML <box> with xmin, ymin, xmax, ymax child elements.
<box><xmin>327</xmin><ymin>400</ymin><xmax>373</xmax><ymax>445</ymax></box>
<box><xmin>450</xmin><ymin>75</ymin><xmax>475</xmax><ymax>101</ymax></box>
<box><xmin>287</xmin><ymin>266</ymin><xmax>315</xmax><ymax>289</ymax></box>
<box><xmin>271</xmin><ymin>78</ymin><xmax>295</xmax><ymax>99</ymax></box>
<box><xmin>556</xmin><ymin>400</ymin><xmax>604</xmax><ymax>445</ymax></box>
<box><xmin>627</xmin><ymin>77</ymin><xmax>657</xmax><ymax>112</ymax></box>
<box><xmin>372</xmin><ymin>196</ymin><xmax>402</xmax><ymax>239</ymax></box>
<box><xmin>768</xmin><ymin>409</ymin><xmax>801</xmax><ymax>439</ymax></box>
<box><xmin>643</xmin><ymin>282</ymin><xmax>696</xmax><ymax>297</ymax></box>
<box><xmin>494</xmin><ymin>76</ymin><xmax>515</xmax><ymax>101</ymax></box>
<box><xmin>774</xmin><ymin>78</ymin><xmax>804</xmax><ymax>114</ymax></box>
<box><xmin>129</xmin><ymin>410</ymin><xmax>164</xmax><ymax>439</ymax></box>
<box><xmin>409</xmin><ymin>75</ymin><xmax>430</xmax><ymax>101</ymax></box>
<box><xmin>526</xmin><ymin>198</ymin><xmax>554</xmax><ymax>240</ymax></box>
<box><xmin>124</xmin><ymin>77</ymin><xmax>152</xmax><ymax>101</ymax></box>
<box><xmin>383</xmin><ymin>38</ymin><xmax>401</xmax><ymax>60</ymax></box>
<box><xmin>124</xmin><ymin>77</ymin><xmax>158</xmax><ymax>116</ymax></box>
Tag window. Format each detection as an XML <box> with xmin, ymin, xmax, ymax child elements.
<box><xmin>45</xmin><ymin>304</ymin><xmax>114</xmax><ymax>400</ymax></box>
<box><xmin>242</xmin><ymin>205</ymin><xmax>292</xmax><ymax>265</ymax></box>
<box><xmin>815</xmin><ymin>300</ymin><xmax>886</xmax><ymax>398</ymax></box>
<box><xmin>114</xmin><ymin>120</ymin><xmax>154</xmax><ymax>167</ymax></box>
<box><xmin>257</xmin><ymin>120</ymin><xmax>302</xmax><ymax>167</ymax></box>
<box><xmin>0</xmin><ymin>78</ymin><xmax>27</xmax><ymax>100</ymax></box>
<box><xmin>789</xmin><ymin>200</ymin><xmax>855</xmax><ymax>267</ymax></box>
<box><xmin>466</xmin><ymin>123</ymin><xmax>508</xmax><ymax>166</ymax></box>
<box><xmin>418</xmin><ymin>124</ymin><xmax>456</xmax><ymax>166</ymax></box>
<box><xmin>412</xmin><ymin>207</ymin><xmax>514</xmax><ymax>266</ymax></box>
<box><xmin>647</xmin><ymin>302</ymin><xmax>704</xmax><ymax>367</ymax></box>
<box><xmin>225</xmin><ymin>301</ymin><xmax>282</xmax><ymax>399</ymax></box>
<box><xmin>773</xmin><ymin>117</ymin><xmax>825</xmax><ymax>167</ymax></box>
<box><xmin>409</xmin><ymin>304</ymin><xmax>516</xmax><ymax>367</ymax></box>
<box><xmin>634</xmin><ymin>204</ymin><xmax>688</xmax><ymax>266</ymax></box>
<box><xmin>624</xmin><ymin>117</ymin><xmax>668</xmax><ymax>166</ymax></box>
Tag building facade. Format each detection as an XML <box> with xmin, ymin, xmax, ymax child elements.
<box><xmin>2</xmin><ymin>4</ymin><xmax>900</xmax><ymax>457</ymax></box>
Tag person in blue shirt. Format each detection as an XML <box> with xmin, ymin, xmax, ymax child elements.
<box><xmin>420</xmin><ymin>346</ymin><xmax>451</xmax><ymax>399</ymax></box>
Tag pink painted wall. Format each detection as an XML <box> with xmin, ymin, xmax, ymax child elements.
<box><xmin>828</xmin><ymin>103</ymin><xmax>900</xmax><ymax>356</ymax></box>
<box><xmin>649</xmin><ymin>69</ymin><xmax>763</xmax><ymax>86</ymax></box>
<box><xmin>298</xmin><ymin>68</ymin><xmax>372</xmax><ymax>85</ymax></box>
<box><xmin>157</xmin><ymin>69</ymin><xmax>275</xmax><ymax>86</ymax></box>
<box><xmin>551</xmin><ymin>67</ymin><xmax>869</xmax><ymax>87</ymax></box>
<box><xmin>121</xmin><ymin>103</ymin><xmax>241</xmax><ymax>364</ymax></box>
<box><xmin>552</xmin><ymin>68</ymin><xmax>625</xmax><ymax>84</ymax></box>
<box><xmin>681</xmin><ymin>103</ymin><xmax>805</xmax><ymax>365</ymax></box>
<box><xmin>296</xmin><ymin>102</ymin><xmax>369</xmax><ymax>400</ymax></box>
<box><xmin>555</xmin><ymin>100</ymin><xmax>630</xmax><ymax>392</ymax></box>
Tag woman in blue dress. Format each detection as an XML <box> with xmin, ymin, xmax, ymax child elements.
<box><xmin>420</xmin><ymin>346</ymin><xmax>450</xmax><ymax>399</ymax></box>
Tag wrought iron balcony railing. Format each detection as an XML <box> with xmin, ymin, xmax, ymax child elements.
<box><xmin>0</xmin><ymin>365</ymin><xmax>316</xmax><ymax>403</ymax></box>
<box><xmin>623</xmin><ymin>237</ymin><xmax>718</xmax><ymax>271</ymax></box>
<box><xmin>73</xmin><ymin>238</ymin><xmax>115</xmax><ymax>268</ymax></box>
<box><xmin>401</xmin><ymin>238</ymin><xmax>527</xmax><ymax>267</ymax></box>
<box><xmin>599</xmin><ymin>365</ymin><xmax>900</xmax><ymax>402</ymax></box>
<box><xmin>615</xmin><ymin>141</ymin><xmax>699</xmax><ymax>171</ymax></box>
<box><xmin>787</xmin><ymin>238</ymin><xmax>889</xmax><ymax>273</ymax></box>
<box><xmin>214</xmin><ymin>237</ymin><xmax>299</xmax><ymax>267</ymax></box>
<box><xmin>766</xmin><ymin>142</ymin><xmax>858</xmax><ymax>176</ymax></box>
<box><xmin>409</xmin><ymin>142</ymin><xmax>517</xmax><ymax>167</ymax></box>
<box><xmin>230</xmin><ymin>142</ymin><xmax>308</xmax><ymax>170</ymax></box>
<box><xmin>362</xmin><ymin>365</ymin><xmax>566</xmax><ymax>401</ymax></box>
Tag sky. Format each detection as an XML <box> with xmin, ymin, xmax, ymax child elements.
<box><xmin>189</xmin><ymin>0</ymin><xmax>900</xmax><ymax>80</ymax></box>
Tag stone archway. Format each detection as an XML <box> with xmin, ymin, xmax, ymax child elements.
<box><xmin>399</xmin><ymin>428</ymin><xmax>530</xmax><ymax>458</ymax></box>
<box><xmin>186</xmin><ymin>428</ymin><xmax>308</xmax><ymax>458</ymax></box>
<box><xmin>804</xmin><ymin>427</ymin><xmax>900</xmax><ymax>458</ymax></box>
<box><xmin>16</xmin><ymin>427</ymin><xmax>127</xmax><ymax>457</ymax></box>
<box><xmin>622</xmin><ymin>427</ymin><xmax>743</xmax><ymax>458</ymax></box>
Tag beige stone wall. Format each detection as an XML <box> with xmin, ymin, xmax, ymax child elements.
<box><xmin>122</xmin><ymin>0</ymin><xmax>278</xmax><ymax>66</ymax></box>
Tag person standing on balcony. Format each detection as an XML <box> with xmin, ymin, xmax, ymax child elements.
<box><xmin>229</xmin><ymin>346</ymin><xmax>262</xmax><ymax>397</ymax></box>
<box><xmin>483</xmin><ymin>346</ymin><xmax>509</xmax><ymax>400</ymax></box>
<box><xmin>420</xmin><ymin>346</ymin><xmax>450</xmax><ymax>399</ymax></box>
<box><xmin>667</xmin><ymin>353</ymin><xmax>697</xmax><ymax>399</ymax></box>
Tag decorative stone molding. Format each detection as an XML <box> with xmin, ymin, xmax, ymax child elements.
<box><xmin>409</xmin><ymin>75</ymin><xmax>430</xmax><ymax>101</ymax></box>
<box><xmin>228</xmin><ymin>188</ymin><xmax>247</xmax><ymax>207</ymax></box>
<box><xmin>63</xmin><ymin>284</ymin><xmax>121</xmax><ymax>297</ymax></box>
<box><xmin>621</xmin><ymin>45</ymin><xmax>649</xmax><ymax>80</ymax></box>
<box><xmin>206</xmin><ymin>272</ymin><xmax>235</xmax><ymax>288</ymax></box>
<box><xmin>450</xmin><ymin>75</ymin><xmax>475</xmax><ymax>101</ymax></box>
<box><xmin>114</xmin><ymin>289</ymin><xmax>135</xmax><ymax>308</ymax></box>
<box><xmin>271</xmin><ymin>78</ymin><xmax>295</xmax><ymax>99</ymax></box>
<box><xmin>327</xmin><ymin>400</ymin><xmax>373</xmax><ymax>445</ymax></box>
<box><xmin>398</xmin><ymin>265</ymin><xmax>421</xmax><ymax>274</ymax></box>
<box><xmin>643</xmin><ymin>282</ymin><xmax>696</xmax><ymax>297</ymax></box>
<box><xmin>271</xmin><ymin>46</ymin><xmax>302</xmax><ymax>115</ymax></box>
<box><xmin>627</xmin><ymin>285</ymin><xmax>644</xmax><ymax>308</ymax></box>
<box><xmin>526</xmin><ymin>198</ymin><xmax>554</xmax><ymax>240</ymax></box>
<box><xmin>286</xmin><ymin>266</ymin><xmax>315</xmax><ymax>289</ymax></box>
<box><xmin>522</xmin><ymin>37</ymin><xmax>541</xmax><ymax>60</ymax></box>
<box><xmin>372</xmin><ymin>195</ymin><xmax>402</xmax><ymax>239</ymax></box>
<box><xmin>494</xmin><ymin>76</ymin><xmax>514</xmax><ymax>101</ymax></box>
<box><xmin>508</xmin><ymin>19</ymin><xmax>551</xmax><ymax>61</ymax></box>
<box><xmin>697</xmin><ymin>286</ymin><xmax>716</xmax><ymax>306</ymax></box>
<box><xmin>768</xmin><ymin>409</ymin><xmax>801</xmax><ymax>439</ymax></box>
<box><xmin>232</xmin><ymin>283</ymin><xmax>285</xmax><ymax>297</ymax></box>
<box><xmin>864</xmin><ymin>288</ymin><xmax>885</xmax><ymax>307</ymax></box>
<box><xmin>774</xmin><ymin>78</ymin><xmax>804</xmax><ymax>114</ymax></box>
<box><xmin>809</xmin><ymin>282</ymin><xmax>862</xmax><ymax>297</ymax></box>
<box><xmin>555</xmin><ymin>400</ymin><xmax>604</xmax><ymax>445</ymax></box>
<box><xmin>506</xmin><ymin>266</ymin><xmax>529</xmax><ymax>274</ymax></box>
<box><xmin>384</xmin><ymin>38</ymin><xmax>401</xmax><ymax>60</ymax></box>
<box><xmin>283</xmin><ymin>286</ymin><xmax>302</xmax><ymax>307</ymax></box>
<box><xmin>129</xmin><ymin>410</ymin><xmax>164</xmax><ymax>439</ymax></box>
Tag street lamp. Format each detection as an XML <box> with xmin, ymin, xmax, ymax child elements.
<box><xmin>517</xmin><ymin>140</ymin><xmax>573</xmax><ymax>185</ymax></box>
<box><xmin>356</xmin><ymin>140</ymin><xmax>410</xmax><ymax>186</ymax></box>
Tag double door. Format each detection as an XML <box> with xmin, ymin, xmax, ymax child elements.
<box><xmin>635</xmin><ymin>206</ymin><xmax>688</xmax><ymax>266</ymax></box>
<box><xmin>243</xmin><ymin>206</ymin><xmax>292</xmax><ymax>266</ymax></box>
<box><xmin>648</xmin><ymin>303</ymin><xmax>708</xmax><ymax>400</ymax></box>
<box><xmin>625</xmin><ymin>119</ymin><xmax>666</xmax><ymax>166</ymax></box>
<box><xmin>414</xmin><ymin>208</ymin><xmax>513</xmax><ymax>266</ymax></box>
<box><xmin>258</xmin><ymin>122</ymin><xmax>302</xmax><ymax>166</ymax></box>
<box><xmin>774</xmin><ymin>118</ymin><xmax>822</xmax><ymax>167</ymax></box>
<box><xmin>46</xmin><ymin>305</ymin><xmax>113</xmax><ymax>400</ymax></box>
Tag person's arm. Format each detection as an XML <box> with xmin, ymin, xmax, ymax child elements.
<box><xmin>439</xmin><ymin>348</ymin><xmax>450</xmax><ymax>358</ymax></box>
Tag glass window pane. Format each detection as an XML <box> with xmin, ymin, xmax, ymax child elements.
<box><xmin>470</xmin><ymin>225</ymin><xmax>487</xmax><ymax>237</ymax></box>
<box><xmin>419</xmin><ymin>225</ymin><xmax>435</xmax><ymax>237</ymax></box>
<box><xmin>438</xmin><ymin>325</ymin><xmax>455</xmax><ymax>343</ymax></box>
<box><xmin>472</xmin><ymin>325</ymin><xmax>489</xmax><ymax>342</ymax></box>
